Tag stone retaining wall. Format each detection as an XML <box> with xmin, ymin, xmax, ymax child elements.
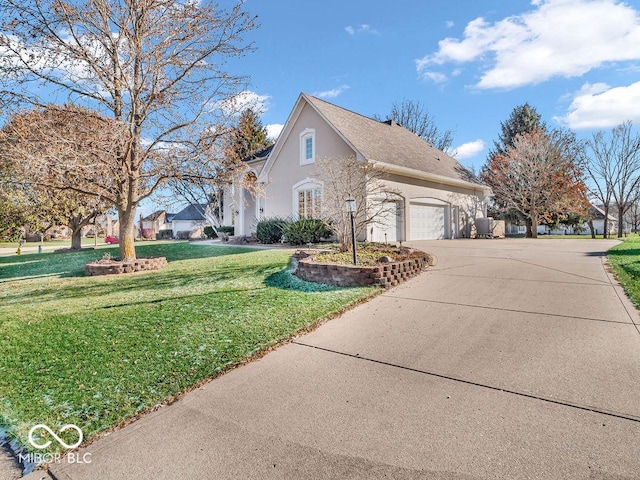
<box><xmin>295</xmin><ymin>254</ymin><xmax>430</xmax><ymax>288</ymax></box>
<box><xmin>85</xmin><ymin>257</ymin><xmax>167</xmax><ymax>276</ymax></box>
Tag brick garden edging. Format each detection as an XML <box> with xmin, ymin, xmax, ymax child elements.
<box><xmin>294</xmin><ymin>251</ymin><xmax>432</xmax><ymax>289</ymax></box>
<box><xmin>85</xmin><ymin>257</ymin><xmax>167</xmax><ymax>276</ymax></box>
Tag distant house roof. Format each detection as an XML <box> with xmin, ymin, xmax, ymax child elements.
<box><xmin>590</xmin><ymin>205</ymin><xmax>618</xmax><ymax>222</ymax></box>
<box><xmin>172</xmin><ymin>204</ymin><xmax>207</xmax><ymax>221</ymax></box>
<box><xmin>245</xmin><ymin>144</ymin><xmax>274</xmax><ymax>163</ymax></box>
<box><xmin>143</xmin><ymin>210</ymin><xmax>166</xmax><ymax>222</ymax></box>
<box><xmin>302</xmin><ymin>94</ymin><xmax>484</xmax><ymax>188</ymax></box>
<box><xmin>165</xmin><ymin>213</ymin><xmax>177</xmax><ymax>222</ymax></box>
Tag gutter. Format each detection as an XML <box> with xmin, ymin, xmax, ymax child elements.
<box><xmin>372</xmin><ymin>161</ymin><xmax>493</xmax><ymax>195</ymax></box>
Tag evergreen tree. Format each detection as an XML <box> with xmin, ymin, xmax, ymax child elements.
<box><xmin>491</xmin><ymin>103</ymin><xmax>545</xmax><ymax>157</ymax></box>
<box><xmin>225</xmin><ymin>108</ymin><xmax>272</xmax><ymax>162</ymax></box>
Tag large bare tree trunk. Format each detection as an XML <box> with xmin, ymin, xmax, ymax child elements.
<box><xmin>588</xmin><ymin>219</ymin><xmax>596</xmax><ymax>239</ymax></box>
<box><xmin>118</xmin><ymin>206</ymin><xmax>137</xmax><ymax>261</ymax></box>
<box><xmin>68</xmin><ymin>215</ymin><xmax>83</xmax><ymax>250</ymax></box>
<box><xmin>71</xmin><ymin>228</ymin><xmax>83</xmax><ymax>250</ymax></box>
<box><xmin>530</xmin><ymin>212</ymin><xmax>538</xmax><ymax>238</ymax></box>
<box><xmin>618</xmin><ymin>205</ymin><xmax>625</xmax><ymax>238</ymax></box>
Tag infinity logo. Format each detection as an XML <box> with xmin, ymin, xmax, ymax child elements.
<box><xmin>28</xmin><ymin>424</ymin><xmax>83</xmax><ymax>450</ymax></box>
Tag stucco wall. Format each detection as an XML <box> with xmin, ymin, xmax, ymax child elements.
<box><xmin>379</xmin><ymin>174</ymin><xmax>488</xmax><ymax>240</ymax></box>
<box><xmin>263</xmin><ymin>103</ymin><xmax>355</xmax><ymax>218</ymax></box>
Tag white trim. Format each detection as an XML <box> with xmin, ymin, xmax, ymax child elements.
<box><xmin>299</xmin><ymin>128</ymin><xmax>315</xmax><ymax>165</ymax></box>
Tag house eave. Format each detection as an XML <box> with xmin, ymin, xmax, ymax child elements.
<box><xmin>372</xmin><ymin>161</ymin><xmax>492</xmax><ymax>194</ymax></box>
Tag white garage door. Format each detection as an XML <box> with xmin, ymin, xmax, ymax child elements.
<box><xmin>410</xmin><ymin>203</ymin><xmax>446</xmax><ymax>240</ymax></box>
<box><xmin>371</xmin><ymin>202</ymin><xmax>398</xmax><ymax>243</ymax></box>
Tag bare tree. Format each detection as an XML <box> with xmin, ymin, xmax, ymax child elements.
<box><xmin>481</xmin><ymin>130</ymin><xmax>589</xmax><ymax>238</ymax></box>
<box><xmin>0</xmin><ymin>0</ymin><xmax>256</xmax><ymax>260</ymax></box>
<box><xmin>0</xmin><ymin>105</ymin><xmax>117</xmax><ymax>248</ymax></box>
<box><xmin>583</xmin><ymin>139</ymin><xmax>614</xmax><ymax>238</ymax></box>
<box><xmin>376</xmin><ymin>99</ymin><xmax>454</xmax><ymax>152</ymax></box>
<box><xmin>314</xmin><ymin>156</ymin><xmax>398</xmax><ymax>251</ymax></box>
<box><xmin>587</xmin><ymin>121</ymin><xmax>640</xmax><ymax>238</ymax></box>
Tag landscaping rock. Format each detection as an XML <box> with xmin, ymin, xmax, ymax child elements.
<box><xmin>85</xmin><ymin>257</ymin><xmax>167</xmax><ymax>276</ymax></box>
<box><xmin>0</xmin><ymin>443</ymin><xmax>20</xmax><ymax>480</ymax></box>
<box><xmin>295</xmin><ymin>249</ymin><xmax>431</xmax><ymax>289</ymax></box>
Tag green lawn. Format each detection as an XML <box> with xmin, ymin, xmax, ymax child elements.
<box><xmin>538</xmin><ymin>234</ymin><xmax>608</xmax><ymax>239</ymax></box>
<box><xmin>0</xmin><ymin>243</ymin><xmax>376</xmax><ymax>454</ymax></box>
<box><xmin>607</xmin><ymin>236</ymin><xmax>640</xmax><ymax>306</ymax></box>
<box><xmin>0</xmin><ymin>237</ymin><xmax>104</xmax><ymax>248</ymax></box>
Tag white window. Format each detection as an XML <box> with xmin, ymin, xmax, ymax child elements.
<box><xmin>300</xmin><ymin>128</ymin><xmax>315</xmax><ymax>165</ymax></box>
<box><xmin>298</xmin><ymin>188</ymin><xmax>322</xmax><ymax>219</ymax></box>
<box><xmin>293</xmin><ymin>179</ymin><xmax>323</xmax><ymax>219</ymax></box>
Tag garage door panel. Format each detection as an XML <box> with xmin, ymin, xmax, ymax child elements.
<box><xmin>410</xmin><ymin>203</ymin><xmax>445</xmax><ymax>240</ymax></box>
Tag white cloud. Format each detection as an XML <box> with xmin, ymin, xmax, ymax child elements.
<box><xmin>345</xmin><ymin>24</ymin><xmax>379</xmax><ymax>36</ymax></box>
<box><xmin>214</xmin><ymin>90</ymin><xmax>271</xmax><ymax>115</ymax></box>
<box><xmin>446</xmin><ymin>21</ymin><xmax>455</xmax><ymax>28</ymax></box>
<box><xmin>453</xmin><ymin>139</ymin><xmax>485</xmax><ymax>160</ymax></box>
<box><xmin>312</xmin><ymin>84</ymin><xmax>350</xmax><ymax>99</ymax></box>
<box><xmin>555</xmin><ymin>82</ymin><xmax>640</xmax><ymax>129</ymax></box>
<box><xmin>266</xmin><ymin>123</ymin><xmax>284</xmax><ymax>140</ymax></box>
<box><xmin>420</xmin><ymin>71</ymin><xmax>448</xmax><ymax>84</ymax></box>
<box><xmin>417</xmin><ymin>0</ymin><xmax>640</xmax><ymax>89</ymax></box>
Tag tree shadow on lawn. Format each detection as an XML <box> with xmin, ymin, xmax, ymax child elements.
<box><xmin>0</xmin><ymin>259</ymin><xmax>282</xmax><ymax>308</ymax></box>
<box><xmin>0</xmin><ymin>243</ymin><xmax>255</xmax><ymax>282</ymax></box>
<box><xmin>264</xmin><ymin>269</ymin><xmax>344</xmax><ymax>293</ymax></box>
<box><xmin>606</xmin><ymin>248</ymin><xmax>640</xmax><ymax>257</ymax></box>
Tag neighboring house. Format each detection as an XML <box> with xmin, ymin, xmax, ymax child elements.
<box><xmin>508</xmin><ymin>204</ymin><xmax>618</xmax><ymax>236</ymax></box>
<box><xmin>141</xmin><ymin>210</ymin><xmax>168</xmax><ymax>238</ymax></box>
<box><xmin>171</xmin><ymin>204</ymin><xmax>207</xmax><ymax>239</ymax></box>
<box><xmin>223</xmin><ymin>93</ymin><xmax>491</xmax><ymax>240</ymax></box>
<box><xmin>589</xmin><ymin>205</ymin><xmax>618</xmax><ymax>235</ymax></box>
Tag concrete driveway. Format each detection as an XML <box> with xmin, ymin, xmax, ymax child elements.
<box><xmin>42</xmin><ymin>239</ymin><xmax>640</xmax><ymax>480</ymax></box>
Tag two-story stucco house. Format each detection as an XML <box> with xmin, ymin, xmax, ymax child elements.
<box><xmin>223</xmin><ymin>93</ymin><xmax>491</xmax><ymax>241</ymax></box>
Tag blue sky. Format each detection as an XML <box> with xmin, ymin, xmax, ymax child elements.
<box><xmin>226</xmin><ymin>0</ymin><xmax>640</xmax><ymax>173</ymax></box>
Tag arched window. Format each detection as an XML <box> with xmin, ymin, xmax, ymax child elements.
<box><xmin>300</xmin><ymin>128</ymin><xmax>315</xmax><ymax>165</ymax></box>
<box><xmin>293</xmin><ymin>179</ymin><xmax>322</xmax><ymax>219</ymax></box>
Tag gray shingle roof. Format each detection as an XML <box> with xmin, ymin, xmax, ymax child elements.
<box><xmin>172</xmin><ymin>204</ymin><xmax>207</xmax><ymax>221</ymax></box>
<box><xmin>304</xmin><ymin>94</ymin><xmax>482</xmax><ymax>186</ymax></box>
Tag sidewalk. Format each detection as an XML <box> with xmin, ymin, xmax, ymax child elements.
<box><xmin>27</xmin><ymin>239</ymin><xmax>640</xmax><ymax>478</ymax></box>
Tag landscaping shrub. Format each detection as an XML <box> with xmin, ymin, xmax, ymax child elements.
<box><xmin>256</xmin><ymin>217</ymin><xmax>290</xmax><ymax>243</ymax></box>
<box><xmin>283</xmin><ymin>218</ymin><xmax>331</xmax><ymax>245</ymax></box>
<box><xmin>218</xmin><ymin>226</ymin><xmax>234</xmax><ymax>236</ymax></box>
<box><xmin>203</xmin><ymin>226</ymin><xmax>217</xmax><ymax>239</ymax></box>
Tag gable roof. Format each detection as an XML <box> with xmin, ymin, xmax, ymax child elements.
<box><xmin>143</xmin><ymin>210</ymin><xmax>166</xmax><ymax>222</ymax></box>
<box><xmin>172</xmin><ymin>204</ymin><xmax>207</xmax><ymax>221</ymax></box>
<box><xmin>590</xmin><ymin>204</ymin><xmax>618</xmax><ymax>222</ymax></box>
<box><xmin>261</xmin><ymin>93</ymin><xmax>488</xmax><ymax>192</ymax></box>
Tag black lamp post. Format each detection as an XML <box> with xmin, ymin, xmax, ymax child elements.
<box><xmin>345</xmin><ymin>197</ymin><xmax>357</xmax><ymax>265</ymax></box>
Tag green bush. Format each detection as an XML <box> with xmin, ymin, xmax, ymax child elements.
<box><xmin>283</xmin><ymin>219</ymin><xmax>331</xmax><ymax>245</ymax></box>
<box><xmin>218</xmin><ymin>226</ymin><xmax>234</xmax><ymax>235</ymax></box>
<box><xmin>256</xmin><ymin>217</ymin><xmax>290</xmax><ymax>244</ymax></box>
<box><xmin>203</xmin><ymin>226</ymin><xmax>217</xmax><ymax>239</ymax></box>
